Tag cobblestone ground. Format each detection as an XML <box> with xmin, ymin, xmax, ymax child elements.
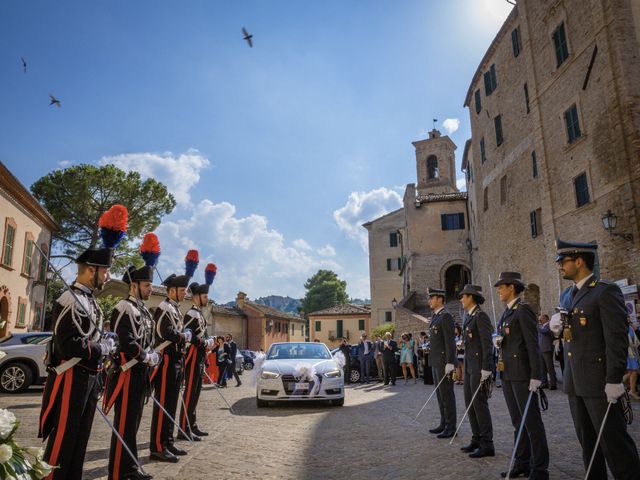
<box><xmin>2</xmin><ymin>372</ymin><xmax>639</xmax><ymax>479</ymax></box>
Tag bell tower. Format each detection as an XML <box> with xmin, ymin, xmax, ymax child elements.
<box><xmin>413</xmin><ymin>129</ymin><xmax>458</xmax><ymax>195</ymax></box>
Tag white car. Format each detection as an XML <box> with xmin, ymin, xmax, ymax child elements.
<box><xmin>0</xmin><ymin>332</ymin><xmax>51</xmax><ymax>393</ymax></box>
<box><xmin>257</xmin><ymin>342</ymin><xmax>344</xmax><ymax>407</ymax></box>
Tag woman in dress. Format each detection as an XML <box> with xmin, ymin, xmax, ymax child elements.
<box><xmin>623</xmin><ymin>318</ymin><xmax>640</xmax><ymax>400</ymax></box>
<box><xmin>454</xmin><ymin>325</ymin><xmax>465</xmax><ymax>385</ymax></box>
<box><xmin>399</xmin><ymin>333</ymin><xmax>417</xmax><ymax>384</ymax></box>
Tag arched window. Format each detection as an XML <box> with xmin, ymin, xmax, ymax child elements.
<box><xmin>427</xmin><ymin>155</ymin><xmax>438</xmax><ymax>179</ymax></box>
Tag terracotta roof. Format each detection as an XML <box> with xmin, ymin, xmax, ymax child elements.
<box><xmin>308</xmin><ymin>304</ymin><xmax>371</xmax><ymax>316</ymax></box>
<box><xmin>210</xmin><ymin>304</ymin><xmax>245</xmax><ymax>317</ymax></box>
<box><xmin>245</xmin><ymin>301</ymin><xmax>304</xmax><ymax>321</ymax></box>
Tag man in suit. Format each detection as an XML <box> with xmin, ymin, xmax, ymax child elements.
<box><xmin>225</xmin><ymin>334</ymin><xmax>242</xmax><ymax>387</ymax></box>
<box><xmin>459</xmin><ymin>284</ymin><xmax>495</xmax><ymax>458</ymax></box>
<box><xmin>537</xmin><ymin>314</ymin><xmax>557</xmax><ymax>390</ymax></box>
<box><xmin>373</xmin><ymin>334</ymin><xmax>385</xmax><ymax>382</ymax></box>
<box><xmin>358</xmin><ymin>333</ymin><xmax>374</xmax><ymax>383</ymax></box>
<box><xmin>550</xmin><ymin>239</ymin><xmax>640</xmax><ymax>480</ymax></box>
<box><xmin>339</xmin><ymin>338</ymin><xmax>352</xmax><ymax>383</ymax></box>
<box><xmin>381</xmin><ymin>332</ymin><xmax>398</xmax><ymax>386</ymax></box>
<box><xmin>494</xmin><ymin>272</ymin><xmax>549</xmax><ymax>480</ymax></box>
<box><xmin>427</xmin><ymin>288</ymin><xmax>457</xmax><ymax>439</ymax></box>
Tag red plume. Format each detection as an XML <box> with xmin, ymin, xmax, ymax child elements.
<box><xmin>140</xmin><ymin>233</ymin><xmax>161</xmax><ymax>254</ymax></box>
<box><xmin>98</xmin><ymin>204</ymin><xmax>128</xmax><ymax>232</ymax></box>
<box><xmin>185</xmin><ymin>250</ymin><xmax>199</xmax><ymax>262</ymax></box>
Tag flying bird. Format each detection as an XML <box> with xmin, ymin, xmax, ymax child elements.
<box><xmin>20</xmin><ymin>57</ymin><xmax>27</xmax><ymax>73</ymax></box>
<box><xmin>242</xmin><ymin>27</ymin><xmax>253</xmax><ymax>47</ymax></box>
<box><xmin>49</xmin><ymin>94</ymin><xmax>61</xmax><ymax>107</ymax></box>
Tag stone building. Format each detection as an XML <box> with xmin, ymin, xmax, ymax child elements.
<box><xmin>365</xmin><ymin>130</ymin><xmax>471</xmax><ymax>336</ymax></box>
<box><xmin>463</xmin><ymin>0</ymin><xmax>640</xmax><ymax>317</ymax></box>
<box><xmin>362</xmin><ymin>209</ymin><xmax>404</xmax><ymax>327</ymax></box>
<box><xmin>0</xmin><ymin>161</ymin><xmax>57</xmax><ymax>336</ymax></box>
<box><xmin>308</xmin><ymin>304</ymin><xmax>371</xmax><ymax>348</ymax></box>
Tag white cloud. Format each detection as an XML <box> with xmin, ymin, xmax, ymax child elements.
<box><xmin>317</xmin><ymin>245</ymin><xmax>336</xmax><ymax>257</ymax></box>
<box><xmin>292</xmin><ymin>239</ymin><xmax>312</xmax><ymax>251</ymax></box>
<box><xmin>98</xmin><ymin>149</ymin><xmax>210</xmax><ymax>206</ymax></box>
<box><xmin>333</xmin><ymin>187</ymin><xmax>403</xmax><ymax>251</ymax></box>
<box><xmin>155</xmin><ymin>199</ymin><xmax>341</xmax><ymax>302</ymax></box>
<box><xmin>442</xmin><ymin>118</ymin><xmax>461</xmax><ymax>135</ymax></box>
<box><xmin>456</xmin><ymin>177</ymin><xmax>467</xmax><ymax>191</ymax></box>
<box><xmin>57</xmin><ymin>160</ymin><xmax>72</xmax><ymax>168</ymax></box>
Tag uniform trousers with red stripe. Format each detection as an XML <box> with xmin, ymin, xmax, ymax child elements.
<box><xmin>43</xmin><ymin>367</ymin><xmax>100</xmax><ymax>480</ymax></box>
<box><xmin>108</xmin><ymin>364</ymin><xmax>149</xmax><ymax>479</ymax></box>
<box><xmin>180</xmin><ymin>345</ymin><xmax>206</xmax><ymax>433</ymax></box>
<box><xmin>150</xmin><ymin>353</ymin><xmax>183</xmax><ymax>453</ymax></box>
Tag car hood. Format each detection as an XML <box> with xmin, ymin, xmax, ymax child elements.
<box><xmin>261</xmin><ymin>358</ymin><xmax>340</xmax><ymax>376</ymax></box>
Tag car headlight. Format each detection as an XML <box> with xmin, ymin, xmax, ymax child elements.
<box><xmin>323</xmin><ymin>369</ymin><xmax>342</xmax><ymax>378</ymax></box>
<box><xmin>261</xmin><ymin>370</ymin><xmax>280</xmax><ymax>379</ymax></box>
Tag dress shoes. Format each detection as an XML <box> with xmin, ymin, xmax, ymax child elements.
<box><xmin>167</xmin><ymin>444</ymin><xmax>187</xmax><ymax>456</ymax></box>
<box><xmin>192</xmin><ymin>427</ymin><xmax>208</xmax><ymax>437</ymax></box>
<box><xmin>429</xmin><ymin>426</ymin><xmax>445</xmax><ymax>434</ymax></box>
<box><xmin>150</xmin><ymin>449</ymin><xmax>178</xmax><ymax>463</ymax></box>
<box><xmin>177</xmin><ymin>432</ymin><xmax>201</xmax><ymax>442</ymax></box>
<box><xmin>236</xmin><ymin>381</ymin><xmax>242</xmax><ymax>387</ymax></box>
<box><xmin>500</xmin><ymin>466</ymin><xmax>529</xmax><ymax>478</ymax></box>
<box><xmin>123</xmin><ymin>468</ymin><xmax>154</xmax><ymax>480</ymax></box>
<box><xmin>460</xmin><ymin>443</ymin><xmax>480</xmax><ymax>453</ymax></box>
<box><xmin>549</xmin><ymin>385</ymin><xmax>557</xmax><ymax>391</ymax></box>
<box><xmin>469</xmin><ymin>447</ymin><xmax>495</xmax><ymax>458</ymax></box>
<box><xmin>436</xmin><ymin>430</ymin><xmax>456</xmax><ymax>439</ymax></box>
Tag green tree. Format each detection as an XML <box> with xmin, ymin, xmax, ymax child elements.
<box><xmin>301</xmin><ymin>270</ymin><xmax>349</xmax><ymax>317</ymax></box>
<box><xmin>371</xmin><ymin>322</ymin><xmax>395</xmax><ymax>339</ymax></box>
<box><xmin>31</xmin><ymin>164</ymin><xmax>176</xmax><ymax>273</ymax></box>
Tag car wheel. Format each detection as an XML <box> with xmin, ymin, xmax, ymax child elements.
<box><xmin>0</xmin><ymin>362</ymin><xmax>33</xmax><ymax>393</ymax></box>
<box><xmin>256</xmin><ymin>397</ymin><xmax>268</xmax><ymax>408</ymax></box>
<box><xmin>350</xmin><ymin>370</ymin><xmax>360</xmax><ymax>383</ymax></box>
<box><xmin>244</xmin><ymin>362</ymin><xmax>253</xmax><ymax>370</ymax></box>
<box><xmin>331</xmin><ymin>398</ymin><xmax>344</xmax><ymax>407</ymax></box>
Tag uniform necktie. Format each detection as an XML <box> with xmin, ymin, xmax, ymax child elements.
<box><xmin>571</xmin><ymin>285</ymin><xmax>579</xmax><ymax>300</ymax></box>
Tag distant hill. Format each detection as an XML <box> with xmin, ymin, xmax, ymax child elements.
<box><xmin>350</xmin><ymin>298</ymin><xmax>371</xmax><ymax>306</ymax></box>
<box><xmin>225</xmin><ymin>295</ymin><xmax>303</xmax><ymax>315</ymax></box>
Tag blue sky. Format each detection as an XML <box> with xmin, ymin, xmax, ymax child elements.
<box><xmin>0</xmin><ymin>0</ymin><xmax>513</xmax><ymax>303</ymax></box>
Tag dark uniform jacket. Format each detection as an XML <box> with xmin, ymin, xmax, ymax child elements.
<box><xmin>381</xmin><ymin>340</ymin><xmax>398</xmax><ymax>362</ymax></box>
<box><xmin>497</xmin><ymin>298</ymin><xmax>541</xmax><ymax>382</ymax></box>
<box><xmin>463</xmin><ymin>306</ymin><xmax>494</xmax><ymax>374</ymax></box>
<box><xmin>183</xmin><ymin>306</ymin><xmax>207</xmax><ymax>349</ymax></box>
<box><xmin>537</xmin><ymin>323</ymin><xmax>554</xmax><ymax>354</ymax></box>
<box><xmin>559</xmin><ymin>277</ymin><xmax>628</xmax><ymax>398</ymax></box>
<box><xmin>111</xmin><ymin>296</ymin><xmax>155</xmax><ymax>366</ymax></box>
<box><xmin>428</xmin><ymin>309</ymin><xmax>457</xmax><ymax>368</ymax></box>
<box><xmin>153</xmin><ymin>298</ymin><xmax>186</xmax><ymax>360</ymax></box>
<box><xmin>49</xmin><ymin>283</ymin><xmax>104</xmax><ymax>371</ymax></box>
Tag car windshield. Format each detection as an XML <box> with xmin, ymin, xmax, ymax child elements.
<box><xmin>0</xmin><ymin>334</ymin><xmax>51</xmax><ymax>346</ymax></box>
<box><xmin>267</xmin><ymin>343</ymin><xmax>331</xmax><ymax>360</ymax></box>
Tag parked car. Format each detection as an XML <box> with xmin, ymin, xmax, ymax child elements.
<box><xmin>236</xmin><ymin>350</ymin><xmax>245</xmax><ymax>375</ymax></box>
<box><xmin>330</xmin><ymin>344</ymin><xmax>403</xmax><ymax>383</ymax></box>
<box><xmin>257</xmin><ymin>342</ymin><xmax>344</xmax><ymax>407</ymax></box>
<box><xmin>0</xmin><ymin>332</ymin><xmax>52</xmax><ymax>393</ymax></box>
<box><xmin>239</xmin><ymin>350</ymin><xmax>255</xmax><ymax>370</ymax></box>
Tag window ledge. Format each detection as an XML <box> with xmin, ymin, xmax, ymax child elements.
<box><xmin>20</xmin><ymin>273</ymin><xmax>33</xmax><ymax>280</ymax></box>
<box><xmin>0</xmin><ymin>263</ymin><xmax>14</xmax><ymax>271</ymax></box>
<box><xmin>563</xmin><ymin>133</ymin><xmax>587</xmax><ymax>153</ymax></box>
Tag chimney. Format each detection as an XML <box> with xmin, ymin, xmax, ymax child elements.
<box><xmin>236</xmin><ymin>291</ymin><xmax>247</xmax><ymax>309</ymax></box>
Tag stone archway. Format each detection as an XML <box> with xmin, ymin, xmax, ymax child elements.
<box><xmin>524</xmin><ymin>283</ymin><xmax>541</xmax><ymax>315</ymax></box>
<box><xmin>443</xmin><ymin>263</ymin><xmax>471</xmax><ymax>302</ymax></box>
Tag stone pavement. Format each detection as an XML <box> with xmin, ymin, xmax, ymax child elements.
<box><xmin>2</xmin><ymin>374</ymin><xmax>639</xmax><ymax>479</ymax></box>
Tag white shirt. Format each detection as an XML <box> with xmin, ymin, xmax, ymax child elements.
<box><xmin>466</xmin><ymin>305</ymin><xmax>479</xmax><ymax>315</ymax></box>
<box><xmin>574</xmin><ymin>273</ymin><xmax>594</xmax><ymax>291</ymax></box>
<box><xmin>362</xmin><ymin>341</ymin><xmax>369</xmax><ymax>354</ymax></box>
<box><xmin>507</xmin><ymin>297</ymin><xmax>519</xmax><ymax>309</ymax></box>
<box><xmin>434</xmin><ymin>306</ymin><xmax>445</xmax><ymax>315</ymax></box>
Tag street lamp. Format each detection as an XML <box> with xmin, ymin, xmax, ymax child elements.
<box><xmin>391</xmin><ymin>298</ymin><xmax>398</xmax><ymax>308</ymax></box>
<box><xmin>601</xmin><ymin>209</ymin><xmax>633</xmax><ymax>241</ymax></box>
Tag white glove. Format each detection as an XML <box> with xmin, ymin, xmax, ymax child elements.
<box><xmin>481</xmin><ymin>370</ymin><xmax>492</xmax><ymax>382</ymax></box>
<box><xmin>183</xmin><ymin>330</ymin><xmax>193</xmax><ymax>343</ymax></box>
<box><xmin>205</xmin><ymin>338</ymin><xmax>215</xmax><ymax>349</ymax></box>
<box><xmin>549</xmin><ymin>313</ymin><xmax>563</xmax><ymax>336</ymax></box>
<box><xmin>553</xmin><ymin>339</ymin><xmax>561</xmax><ymax>355</ymax></box>
<box><xmin>604</xmin><ymin>383</ymin><xmax>625</xmax><ymax>403</ymax></box>
<box><xmin>100</xmin><ymin>338</ymin><xmax>116</xmax><ymax>356</ymax></box>
<box><xmin>143</xmin><ymin>351</ymin><xmax>160</xmax><ymax>367</ymax></box>
<box><xmin>445</xmin><ymin>363</ymin><xmax>455</xmax><ymax>375</ymax></box>
<box><xmin>492</xmin><ymin>334</ymin><xmax>503</xmax><ymax>349</ymax></box>
<box><xmin>529</xmin><ymin>378</ymin><xmax>542</xmax><ymax>392</ymax></box>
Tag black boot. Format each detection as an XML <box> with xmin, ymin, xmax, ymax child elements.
<box><xmin>460</xmin><ymin>443</ymin><xmax>480</xmax><ymax>453</ymax></box>
<box><xmin>192</xmin><ymin>426</ymin><xmax>208</xmax><ymax>437</ymax></box>
<box><xmin>500</xmin><ymin>466</ymin><xmax>529</xmax><ymax>478</ymax></box>
<box><xmin>469</xmin><ymin>447</ymin><xmax>495</xmax><ymax>458</ymax></box>
<box><xmin>428</xmin><ymin>425</ymin><xmax>445</xmax><ymax>434</ymax></box>
<box><xmin>124</xmin><ymin>468</ymin><xmax>154</xmax><ymax>479</ymax></box>
<box><xmin>167</xmin><ymin>444</ymin><xmax>188</xmax><ymax>456</ymax></box>
<box><xmin>149</xmin><ymin>449</ymin><xmax>178</xmax><ymax>463</ymax></box>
